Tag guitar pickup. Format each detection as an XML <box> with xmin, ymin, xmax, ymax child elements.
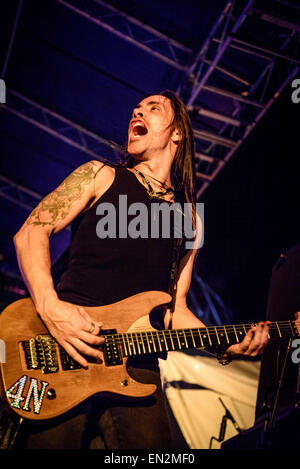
<box><xmin>59</xmin><ymin>345</ymin><xmax>82</xmax><ymax>371</ymax></box>
<box><xmin>101</xmin><ymin>329</ymin><xmax>123</xmax><ymax>367</ymax></box>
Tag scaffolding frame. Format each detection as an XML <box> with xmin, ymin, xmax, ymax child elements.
<box><xmin>175</xmin><ymin>0</ymin><xmax>300</xmax><ymax>198</ymax></box>
<box><xmin>4</xmin><ymin>89</ymin><xmax>124</xmax><ymax>163</ymax></box>
<box><xmin>57</xmin><ymin>0</ymin><xmax>193</xmax><ymax>71</ymax></box>
<box><xmin>0</xmin><ymin>173</ymin><xmax>42</xmax><ymax>211</ymax></box>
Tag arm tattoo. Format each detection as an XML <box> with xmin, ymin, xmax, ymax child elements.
<box><xmin>26</xmin><ymin>161</ymin><xmax>99</xmax><ymax>227</ymax></box>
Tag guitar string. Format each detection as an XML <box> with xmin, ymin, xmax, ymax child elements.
<box><xmin>103</xmin><ymin>322</ymin><xmax>299</xmax><ymax>348</ymax></box>
<box><xmin>103</xmin><ymin>320</ymin><xmax>299</xmax><ymax>332</ymax></box>
<box><xmin>103</xmin><ymin>321</ymin><xmax>298</xmax><ymax>339</ymax></box>
<box><xmin>39</xmin><ymin>322</ymin><xmax>298</xmax><ymax>359</ymax></box>
<box><xmin>46</xmin><ymin>321</ymin><xmax>300</xmax><ymax>363</ymax></box>
<box><xmin>103</xmin><ymin>330</ymin><xmax>298</xmax><ymax>356</ymax></box>
<box><xmin>38</xmin><ymin>322</ymin><xmax>299</xmax><ymax>361</ymax></box>
<box><xmin>104</xmin><ymin>324</ymin><xmax>298</xmax><ymax>340</ymax></box>
<box><xmin>104</xmin><ymin>334</ymin><xmax>298</xmax><ymax>349</ymax></box>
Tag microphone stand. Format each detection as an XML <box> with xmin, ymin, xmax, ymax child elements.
<box><xmin>209</xmin><ymin>397</ymin><xmax>242</xmax><ymax>448</ymax></box>
<box><xmin>260</xmin><ymin>337</ymin><xmax>292</xmax><ymax>449</ymax></box>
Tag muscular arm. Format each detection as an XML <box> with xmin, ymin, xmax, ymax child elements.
<box><xmin>14</xmin><ymin>160</ymin><xmax>102</xmax><ymax>309</ymax></box>
<box><xmin>14</xmin><ymin>160</ymin><xmax>112</xmax><ymax>366</ymax></box>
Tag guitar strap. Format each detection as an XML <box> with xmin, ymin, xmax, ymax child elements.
<box><xmin>133</xmin><ymin>170</ymin><xmax>185</xmax><ymax>330</ymax></box>
<box><xmin>167</xmin><ymin>235</ymin><xmax>183</xmax><ymax>330</ymax></box>
<box><xmin>166</xmin><ymin>194</ymin><xmax>193</xmax><ymax>329</ymax></box>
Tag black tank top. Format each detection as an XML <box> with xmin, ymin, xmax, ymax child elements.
<box><xmin>57</xmin><ymin>167</ymin><xmax>188</xmax><ymax>307</ymax></box>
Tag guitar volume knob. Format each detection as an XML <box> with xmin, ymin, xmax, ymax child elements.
<box><xmin>46</xmin><ymin>388</ymin><xmax>56</xmax><ymax>400</ymax></box>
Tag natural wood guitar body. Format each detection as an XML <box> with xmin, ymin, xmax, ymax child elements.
<box><xmin>1</xmin><ymin>290</ymin><xmax>298</xmax><ymax>422</ymax></box>
<box><xmin>0</xmin><ymin>290</ymin><xmax>171</xmax><ymax>421</ymax></box>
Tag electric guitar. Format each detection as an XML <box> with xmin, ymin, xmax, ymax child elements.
<box><xmin>0</xmin><ymin>290</ymin><xmax>298</xmax><ymax>421</ymax></box>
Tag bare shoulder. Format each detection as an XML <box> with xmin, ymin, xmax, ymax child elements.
<box><xmin>93</xmin><ymin>163</ymin><xmax>116</xmax><ymax>202</ymax></box>
<box><xmin>21</xmin><ymin>160</ymin><xmax>110</xmax><ymax>235</ymax></box>
<box><xmin>73</xmin><ymin>159</ymin><xmax>103</xmax><ymax>174</ymax></box>
<box><xmin>94</xmin><ymin>162</ymin><xmax>115</xmax><ymax>179</ymax></box>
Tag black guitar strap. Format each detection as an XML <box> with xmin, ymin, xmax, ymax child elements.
<box><xmin>167</xmin><ymin>236</ymin><xmax>183</xmax><ymax>330</ymax></box>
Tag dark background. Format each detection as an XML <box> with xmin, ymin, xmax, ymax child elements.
<box><xmin>197</xmin><ymin>84</ymin><xmax>300</xmax><ymax>322</ymax></box>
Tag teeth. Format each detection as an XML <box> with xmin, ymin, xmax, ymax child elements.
<box><xmin>131</xmin><ymin>120</ymin><xmax>147</xmax><ymax>137</ymax></box>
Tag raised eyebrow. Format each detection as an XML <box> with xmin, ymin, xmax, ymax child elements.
<box><xmin>133</xmin><ymin>100</ymin><xmax>162</xmax><ymax>110</ymax></box>
<box><xmin>147</xmin><ymin>101</ymin><xmax>162</xmax><ymax>107</ymax></box>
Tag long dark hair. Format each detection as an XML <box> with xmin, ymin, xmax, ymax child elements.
<box><xmin>124</xmin><ymin>90</ymin><xmax>197</xmax><ymax>222</ymax></box>
<box><xmin>160</xmin><ymin>90</ymin><xmax>196</xmax><ymax>212</ymax></box>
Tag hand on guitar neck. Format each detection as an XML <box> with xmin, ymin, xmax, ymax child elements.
<box><xmin>225</xmin><ymin>312</ymin><xmax>300</xmax><ymax>359</ymax></box>
<box><xmin>166</xmin><ymin>303</ymin><xmax>272</xmax><ymax>360</ymax></box>
<box><xmin>225</xmin><ymin>321</ymin><xmax>271</xmax><ymax>358</ymax></box>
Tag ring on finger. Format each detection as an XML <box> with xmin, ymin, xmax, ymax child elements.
<box><xmin>88</xmin><ymin>322</ymin><xmax>96</xmax><ymax>333</ymax></box>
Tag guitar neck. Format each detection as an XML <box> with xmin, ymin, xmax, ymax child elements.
<box><xmin>104</xmin><ymin>320</ymin><xmax>299</xmax><ymax>358</ymax></box>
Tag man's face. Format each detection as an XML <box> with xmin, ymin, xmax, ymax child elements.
<box><xmin>127</xmin><ymin>95</ymin><xmax>176</xmax><ymax>158</ymax></box>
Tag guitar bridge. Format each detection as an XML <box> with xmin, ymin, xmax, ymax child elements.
<box><xmin>22</xmin><ymin>335</ymin><xmax>59</xmax><ymax>374</ymax></box>
<box><xmin>101</xmin><ymin>329</ymin><xmax>123</xmax><ymax>366</ymax></box>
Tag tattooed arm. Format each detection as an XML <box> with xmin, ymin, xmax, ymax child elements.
<box><xmin>14</xmin><ymin>161</ymin><xmax>114</xmax><ymax>366</ymax></box>
<box><xmin>25</xmin><ymin>160</ymin><xmax>103</xmax><ymax>234</ymax></box>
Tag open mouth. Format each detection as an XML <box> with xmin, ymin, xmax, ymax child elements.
<box><xmin>131</xmin><ymin>120</ymin><xmax>148</xmax><ymax>138</ymax></box>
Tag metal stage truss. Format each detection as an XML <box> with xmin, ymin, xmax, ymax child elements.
<box><xmin>176</xmin><ymin>0</ymin><xmax>300</xmax><ymax>198</ymax></box>
<box><xmin>1</xmin><ymin>0</ymin><xmax>299</xmax><ymax>204</ymax></box>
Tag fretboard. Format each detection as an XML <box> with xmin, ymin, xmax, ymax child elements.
<box><xmin>104</xmin><ymin>321</ymin><xmax>299</xmax><ymax>358</ymax></box>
